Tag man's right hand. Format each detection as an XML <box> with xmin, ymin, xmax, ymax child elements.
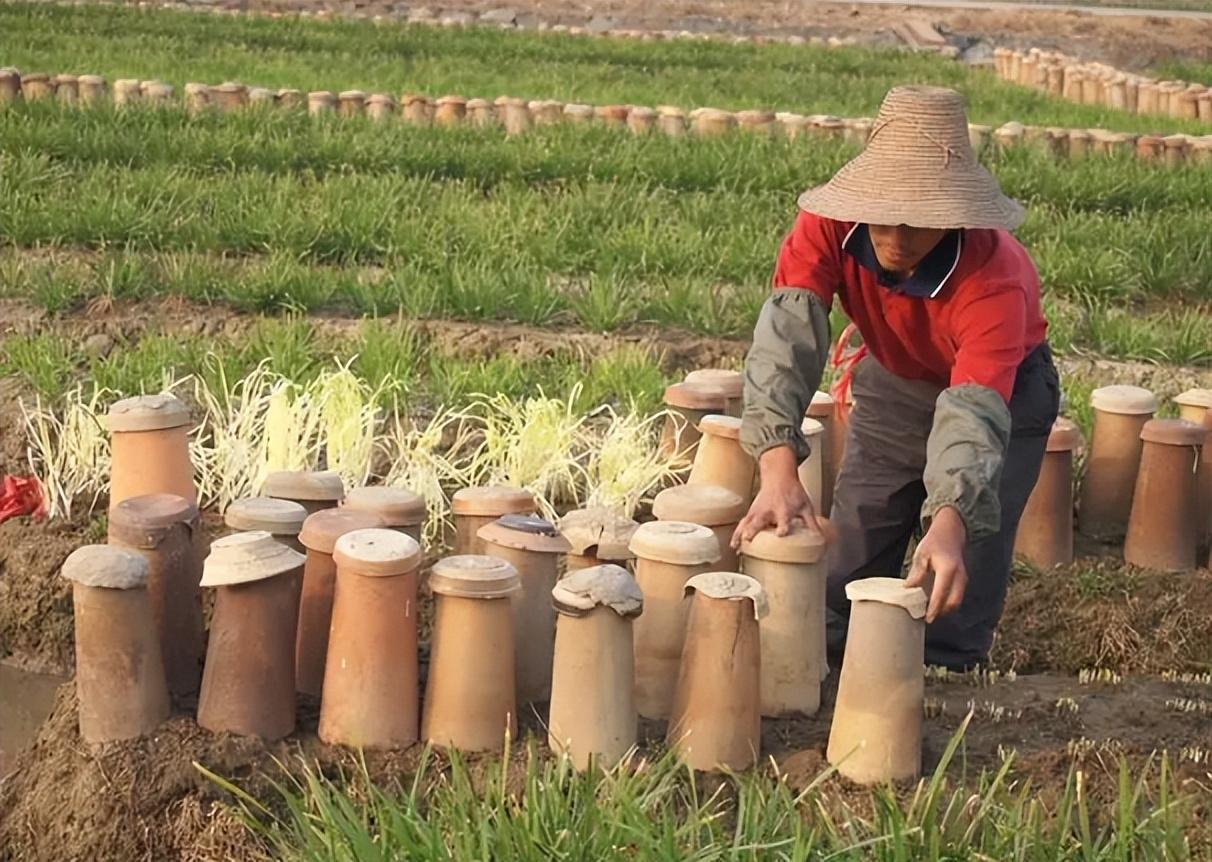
<box><xmin>731</xmin><ymin>445</ymin><xmax>822</xmax><ymax>548</ymax></box>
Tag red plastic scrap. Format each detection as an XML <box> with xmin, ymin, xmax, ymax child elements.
<box><xmin>0</xmin><ymin>475</ymin><xmax>46</xmax><ymax>524</ymax></box>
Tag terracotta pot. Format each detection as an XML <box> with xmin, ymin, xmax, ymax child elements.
<box><xmin>690</xmin><ymin>108</ymin><xmax>736</xmax><ymax>137</ymax></box>
<box><xmin>1135</xmin><ymin>134</ymin><xmax>1164</xmax><ymax>161</ymax></box>
<box><xmin>212</xmin><ymin>81</ymin><xmax>247</xmax><ymax>112</ymax></box>
<box><xmin>660</xmin><ymin>381</ymin><xmax>730</xmax><ymax>460</ymax></box>
<box><xmin>500</xmin><ymin>97</ymin><xmax>531</xmax><ymax>135</ymax></box>
<box><xmin>736</xmin><ymin>110</ymin><xmax>777</xmax><ymax>136</ymax></box>
<box><xmin>422</xmin><ymin>555</ymin><xmax>520</xmax><ymax>751</ymax></box>
<box><xmin>263</xmin><ymin>469</ymin><xmax>344</xmax><ymax>515</ymax></box>
<box><xmin>779</xmin><ymin>112</ymin><xmax>810</xmax><ymax>140</ymax></box>
<box><xmin>336</xmin><ymin>89</ymin><xmax>365</xmax><ymax>117</ymax></box>
<box><xmin>1179</xmin><ymin>88</ymin><xmax>1204</xmax><ymax>120</ymax></box>
<box><xmin>77</xmin><ymin>74</ymin><xmax>106</xmax><ymax>106</ymax></box>
<box><xmin>559</xmin><ymin>507</ymin><xmax>638</xmax><ymax>572</ymax></box>
<box><xmin>528</xmin><ymin>99</ymin><xmax>564</xmax><ymax>125</ymax></box>
<box><xmin>248</xmin><ymin>87</ymin><xmax>275</xmax><ymax>106</ymax></box>
<box><xmin>741</xmin><ymin>524</ymin><xmax>828</xmax><ymax>716</ymax></box>
<box><xmin>627</xmin><ymin>105</ymin><xmax>657</xmax><ymax>134</ymax></box>
<box><xmin>20</xmin><ymin>73</ymin><xmax>54</xmax><ymax>101</ymax></box>
<box><xmin>967</xmin><ymin>123</ymin><xmax>991</xmax><ymax>153</ymax></box>
<box><xmin>277</xmin><ymin>89</ymin><xmax>304</xmax><ymax>110</ymax></box>
<box><xmin>563</xmin><ymin>103</ymin><xmax>594</xmax><ymax>123</ymax></box>
<box><xmin>1162</xmin><ymin>134</ymin><xmax>1189</xmax><ymax>167</ymax></box>
<box><xmin>108</xmin><ymin>494</ymin><xmax>205</xmax><ymax>698</ymax></box>
<box><xmin>1014</xmin><ymin>419</ymin><xmax>1081</xmax><ymax>569</ymax></box>
<box><xmin>296</xmin><ymin>508</ymin><xmax>386</xmax><ymax>696</ymax></box>
<box><xmin>653</xmin><ymin>483</ymin><xmax>747</xmax><ymax>571</ymax></box>
<box><xmin>112</xmin><ymin>78</ymin><xmax>141</xmax><ymax>105</ymax></box>
<box><xmin>197</xmin><ymin>533</ymin><xmax>304</xmax><ymax>740</ymax></box>
<box><xmin>668</xmin><ymin>572</ymin><xmax>766</xmax><ymax>771</ymax></box>
<box><xmin>343</xmin><ymin>485</ymin><xmax>426</xmax><ymax>543</ymax></box>
<box><xmin>466</xmin><ymin>98</ymin><xmax>498</xmax><ymax>127</ymax></box>
<box><xmin>307</xmin><ymin>90</ymin><xmax>337</xmax><ymax>115</ymax></box>
<box><xmin>1173</xmin><ymin>390</ymin><xmax>1212</xmax><ymax>550</ymax></box>
<box><xmin>362</xmin><ymin>93</ymin><xmax>393</xmax><ymax>120</ymax></box>
<box><xmin>549</xmin><ymin>565</ymin><xmax>643</xmax><ymax>770</ymax></box>
<box><xmin>184</xmin><ymin>83</ymin><xmax>211</xmax><ymax>112</ymax></box>
<box><xmin>815</xmin><ymin>117</ymin><xmax>846</xmax><ymax>139</ymax></box>
<box><xmin>797</xmin><ymin>418</ymin><xmax>825</xmax><ymax>510</ymax></box>
<box><xmin>688</xmin><ymin>415</ymin><xmax>755</xmax><ymax>503</ymax></box>
<box><xmin>53</xmin><ymin>74</ymin><xmax>78</xmax><ymax>105</ymax></box>
<box><xmin>224</xmin><ymin>497</ymin><xmax>308</xmax><ymax>552</ymax></box>
<box><xmin>1136</xmin><ymin>82</ymin><xmax>1160</xmax><ymax>115</ymax></box>
<box><xmin>628</xmin><ymin>521</ymin><xmax>720</xmax><ymax>718</ymax></box>
<box><xmin>1067</xmin><ymin>129</ymin><xmax>1091</xmax><ymax>159</ymax></box>
<box><xmin>1062</xmin><ymin>69</ymin><xmax>1083</xmax><ymax>102</ymax></box>
<box><xmin>434</xmin><ymin>95</ymin><xmax>467</xmax><ymax>126</ymax></box>
<box><xmin>319</xmin><ymin>529</ymin><xmax>422</xmax><ymax>748</ymax></box>
<box><xmin>106</xmin><ymin>394</ymin><xmax>196</xmax><ymax>511</ymax></box>
<box><xmin>595</xmin><ymin>104</ymin><xmax>630</xmax><ymax>127</ymax></box>
<box><xmin>1124</xmin><ymin>420</ymin><xmax>1209</xmax><ymax>572</ymax></box>
<box><xmin>142</xmin><ymin>82</ymin><xmax>174</xmax><ymax>105</ymax></box>
<box><xmin>1192</xmin><ymin>139</ymin><xmax>1212</xmax><ymax>165</ymax></box>
<box><xmin>401</xmin><ymin>94</ymin><xmax>433</xmax><ymax>126</ymax></box>
<box><xmin>684</xmin><ymin>368</ymin><xmax>743</xmax><ymax>417</ymax></box>
<box><xmin>1078</xmin><ymin>385</ymin><xmax>1157</xmax><ymax>540</ymax></box>
<box><xmin>1104</xmin><ymin>132</ymin><xmax>1135</xmax><ymax>157</ymax></box>
<box><xmin>804</xmin><ymin>390</ymin><xmax>838</xmax><ymax>515</ymax></box>
<box><xmin>451</xmin><ymin>486</ymin><xmax>537</xmax><ymax>555</ymax></box>
<box><xmin>62</xmin><ymin>545</ymin><xmax>171</xmax><ymax>743</ymax></box>
<box><xmin>1197</xmin><ymin>92</ymin><xmax>1212</xmax><ymax>123</ymax></box>
<box><xmin>657</xmin><ymin>105</ymin><xmax>687</xmax><ymax>136</ymax></box>
<box><xmin>0</xmin><ymin>69</ymin><xmax>20</xmax><ymax>104</ymax></box>
<box><xmin>1081</xmin><ymin>76</ymin><xmax>1103</xmax><ymax>105</ymax></box>
<box><xmin>1106</xmin><ymin>77</ymin><xmax>1128</xmax><ymax>111</ymax></box>
<box><xmin>827</xmin><ymin>577</ymin><xmax>927</xmax><ymax>784</ymax></box>
<box><xmin>477</xmin><ymin>514</ymin><xmax>572</xmax><ymax>705</ymax></box>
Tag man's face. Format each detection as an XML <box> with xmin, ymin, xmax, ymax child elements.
<box><xmin>868</xmin><ymin>224</ymin><xmax>948</xmax><ymax>276</ymax></box>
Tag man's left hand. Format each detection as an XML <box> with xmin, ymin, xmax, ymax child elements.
<box><xmin>905</xmin><ymin>506</ymin><xmax>968</xmax><ymax>623</ymax></box>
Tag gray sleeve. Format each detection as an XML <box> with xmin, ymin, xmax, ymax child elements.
<box><xmin>740</xmin><ymin>288</ymin><xmax>832</xmax><ymax>461</ymax></box>
<box><xmin>921</xmin><ymin>383</ymin><xmax>1012</xmax><ymax>540</ymax></box>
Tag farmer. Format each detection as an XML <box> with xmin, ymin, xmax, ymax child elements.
<box><xmin>733</xmin><ymin>86</ymin><xmax>1059</xmax><ymax>670</ymax></box>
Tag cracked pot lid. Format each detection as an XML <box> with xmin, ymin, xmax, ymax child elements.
<box><xmin>684</xmin><ymin>369</ymin><xmax>742</xmax><ymax>399</ymax></box>
<box><xmin>844</xmin><ymin>577</ymin><xmax>928</xmax><ymax>619</ymax></box>
<box><xmin>429</xmin><ymin>555</ymin><xmax>520</xmax><ymax>599</ymax></box>
<box><xmin>333</xmin><ymin>528</ymin><xmax>421</xmax><ymax>577</ymax></box>
<box><xmin>201</xmin><ymin>531</ymin><xmax>305</xmax><ymax>587</ymax></box>
<box><xmin>552</xmin><ymin>564</ymin><xmax>643</xmax><ymax>618</ymax></box>
<box><xmin>224</xmin><ymin>497</ymin><xmax>308</xmax><ymax>535</ymax></box>
<box><xmin>476</xmin><ymin>513</ymin><xmax>572</xmax><ymax>554</ymax></box>
<box><xmin>451</xmin><ymin>485</ymin><xmax>536</xmax><ymax>517</ymax></box>
<box><xmin>105</xmin><ymin>393</ymin><xmax>191</xmax><ymax>432</ymax></box>
<box><xmin>652</xmin><ymin>484</ymin><xmax>746</xmax><ymax>526</ymax></box>
<box><xmin>558</xmin><ymin>507</ymin><xmax>639</xmax><ymax>559</ymax></box>
<box><xmin>343</xmin><ymin>485</ymin><xmax>426</xmax><ymax>527</ymax></box>
<box><xmin>741</xmin><ymin>522</ymin><xmax>828</xmax><ymax>564</ymax></box>
<box><xmin>1140</xmin><ymin>418</ymin><xmax>1210</xmax><ymax>447</ymax></box>
<box><xmin>62</xmin><ymin>544</ymin><xmax>149</xmax><ymax>590</ymax></box>
<box><xmin>1089</xmin><ymin>385</ymin><xmax>1157</xmax><ymax>416</ymax></box>
<box><xmin>628</xmin><ymin>521</ymin><xmax>720</xmax><ymax>566</ymax></box>
<box><xmin>299</xmin><ymin>508</ymin><xmax>386</xmax><ymax>554</ymax></box>
<box><xmin>684</xmin><ymin>571</ymin><xmax>768</xmax><ymax>619</ymax></box>
<box><xmin>663</xmin><ymin>381</ymin><xmax>730</xmax><ymax>411</ymax></box>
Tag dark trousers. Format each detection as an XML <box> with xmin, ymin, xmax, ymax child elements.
<box><xmin>825</xmin><ymin>344</ymin><xmax>1060</xmax><ymax>669</ymax></box>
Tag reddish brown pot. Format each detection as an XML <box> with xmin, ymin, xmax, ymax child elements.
<box><xmin>337</xmin><ymin>90</ymin><xmax>366</xmax><ymax>117</ymax></box>
<box><xmin>108</xmin><ymin>494</ymin><xmax>205</xmax><ymax>698</ymax></box>
<box><xmin>629</xmin><ymin>521</ymin><xmax>720</xmax><ymax>719</ymax></box>
<box><xmin>62</xmin><ymin>545</ymin><xmax>171</xmax><ymax>743</ymax></box>
<box><xmin>434</xmin><ymin>95</ymin><xmax>467</xmax><ymax>126</ymax></box>
<box><xmin>1173</xmin><ymin>390</ymin><xmax>1212</xmax><ymax>552</ymax></box>
<box><xmin>627</xmin><ymin>106</ymin><xmax>657</xmax><ymax>134</ymax></box>
<box><xmin>401</xmin><ymin>94</ymin><xmax>432</xmax><ymax>125</ymax></box>
<box><xmin>806</xmin><ymin>391</ymin><xmax>837</xmax><ymax>515</ymax></box>
<box><xmin>500</xmin><ymin>97</ymin><xmax>531</xmax><ymax>134</ymax></box>
<box><xmin>684</xmin><ymin>369</ymin><xmax>742</xmax><ymax>417</ymax></box>
<box><xmin>263</xmin><ymin>470</ymin><xmax>344</xmax><ymax>515</ymax></box>
<box><xmin>224</xmin><ymin>497</ymin><xmax>308</xmax><ymax>552</ymax></box>
<box><xmin>319</xmin><ymin>529</ymin><xmax>422</xmax><ymax>749</ymax></box>
<box><xmin>366</xmin><ymin>93</ymin><xmax>396</xmax><ymax>120</ymax></box>
<box><xmin>529</xmin><ymin>99</ymin><xmax>565</xmax><ymax>125</ymax></box>
<box><xmin>668</xmin><ymin>573</ymin><xmax>766</xmax><ymax>772</ymax></box>
<box><xmin>653</xmin><ymin>483</ymin><xmax>747</xmax><ymax>572</ymax></box>
<box><xmin>559</xmin><ymin>507</ymin><xmax>638</xmax><ymax>573</ymax></box>
<box><xmin>466</xmin><ymin>98</ymin><xmax>497</xmax><ymax>127</ymax></box>
<box><xmin>563</xmin><ymin>103</ymin><xmax>594</xmax><ymax>123</ymax></box>
<box><xmin>295</xmin><ymin>508</ymin><xmax>385</xmax><ymax>696</ymax></box>
<box><xmin>451</xmin><ymin>486</ymin><xmax>536</xmax><ymax>555</ymax></box>
<box><xmin>184</xmin><ymin>83</ymin><xmax>210</xmax><ymax>113</ymax></box>
<box><xmin>657</xmin><ymin>106</ymin><xmax>687</xmax><ymax>136</ymax></box>
<box><xmin>106</xmin><ymin>394</ymin><xmax>196</xmax><ymax>511</ymax></box>
<box><xmin>53</xmin><ymin>74</ymin><xmax>78</xmax><ymax>105</ymax></box>
<box><xmin>0</xmin><ymin>69</ymin><xmax>20</xmax><ymax>104</ymax></box>
<box><xmin>197</xmin><ymin>533</ymin><xmax>304</xmax><ymax>740</ymax></box>
<box><xmin>688</xmin><ymin>415</ymin><xmax>755</xmax><ymax>503</ymax></box>
<box><xmin>422</xmin><ymin>556</ymin><xmax>520</xmax><ymax>751</ymax></box>
<box><xmin>1014</xmin><ymin>419</ymin><xmax>1082</xmax><ymax>569</ymax></box>
<box><xmin>112</xmin><ymin>78</ymin><xmax>141</xmax><ymax>105</ymax></box>
<box><xmin>736</xmin><ymin>110</ymin><xmax>777</xmax><ymax>136</ymax></box>
<box><xmin>594</xmin><ymin>104</ymin><xmax>630</xmax><ymax>127</ymax></box>
<box><xmin>1078</xmin><ymin>385</ymin><xmax>1157</xmax><ymax>540</ymax></box>
<box><xmin>1124</xmin><ymin>420</ymin><xmax>1209</xmax><ymax>572</ymax></box>
<box><xmin>660</xmin><ymin>381</ymin><xmax>729</xmax><ymax>460</ymax></box>
<box><xmin>211</xmin><ymin>82</ymin><xmax>247</xmax><ymax>112</ymax></box>
<box><xmin>20</xmin><ymin>73</ymin><xmax>54</xmax><ymax>100</ymax></box>
<box><xmin>342</xmin><ymin>485</ymin><xmax>426</xmax><ymax>543</ymax></box>
<box><xmin>308</xmin><ymin>90</ymin><xmax>337</xmax><ymax>115</ymax></box>
<box><xmin>78</xmin><ymin>74</ymin><xmax>106</xmax><ymax>106</ymax></box>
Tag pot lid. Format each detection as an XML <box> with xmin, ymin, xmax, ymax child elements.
<box><xmin>201</xmin><ymin>531</ymin><xmax>305</xmax><ymax>587</ymax></box>
<box><xmin>684</xmin><ymin>369</ymin><xmax>743</xmax><ymax>398</ymax></box>
<box><xmin>697</xmin><ymin>414</ymin><xmax>742</xmax><ymax>440</ymax></box>
<box><xmin>436</xmin><ymin>95</ymin><xmax>466</xmax><ymax>105</ymax></box>
<box><xmin>108</xmin><ymin>493</ymin><xmax>199</xmax><ymax>548</ymax></box>
<box><xmin>333</xmin><ymin>528</ymin><xmax>421</xmax><ymax>577</ymax></box>
<box><xmin>684</xmin><ymin>572</ymin><xmax>768</xmax><ymax>619</ymax></box>
<box><xmin>299</xmin><ymin>508</ymin><xmax>386</xmax><ymax>554</ymax></box>
<box><xmin>558</xmin><ymin>507</ymin><xmax>638</xmax><ymax>559</ymax></box>
<box><xmin>477</xmin><ymin>513</ymin><xmax>572</xmax><ymax>554</ymax></box>
<box><xmin>61</xmin><ymin>544</ymin><xmax>149</xmax><ymax>590</ymax></box>
<box><xmin>628</xmin><ymin>521</ymin><xmax>721</xmax><ymax>565</ymax></box>
<box><xmin>451</xmin><ymin>485</ymin><xmax>536</xmax><ymax>517</ymax></box>
<box><xmin>224</xmin><ymin>497</ymin><xmax>308</xmax><ymax>535</ymax></box>
<box><xmin>308</xmin><ymin>90</ymin><xmax>336</xmax><ymax>100</ymax></box>
<box><xmin>652</xmin><ymin>484</ymin><xmax>747</xmax><ymax>526</ymax></box>
<box><xmin>663</xmin><ymin>381</ymin><xmax>729</xmax><ymax>411</ymax></box>
<box><xmin>338</xmin><ymin>89</ymin><xmax>366</xmax><ymax>99</ymax></box>
<box><xmin>806</xmin><ymin>390</ymin><xmax>834</xmax><ymax>418</ymax></box>
<box><xmin>737</xmin><ymin>109</ymin><xmax>776</xmax><ymax>123</ymax></box>
<box><xmin>214</xmin><ymin>81</ymin><xmax>244</xmax><ymax>92</ymax></box>
<box><xmin>263</xmin><ymin>470</ymin><xmax>345</xmax><ymax>502</ymax></box>
<box><xmin>366</xmin><ymin>93</ymin><xmax>395</xmax><ymax>105</ymax></box>
<box><xmin>429</xmin><ymin>555</ymin><xmax>520</xmax><ymax>599</ymax></box>
<box><xmin>342</xmin><ymin>485</ymin><xmax>426</xmax><ymax>526</ymax></box>
<box><xmin>740</xmin><ymin>522</ymin><xmax>828</xmax><ymax>564</ymax></box>
<box><xmin>1174</xmin><ymin>388</ymin><xmax>1212</xmax><ymax>410</ymax></box>
<box><xmin>844</xmin><ymin>577</ymin><xmax>927</xmax><ymax>618</ymax></box>
<box><xmin>800</xmin><ymin>417</ymin><xmax>824</xmax><ymax>438</ymax></box>
<box><xmin>466</xmin><ymin>98</ymin><xmax>491</xmax><ymax>108</ymax></box>
<box><xmin>552</xmin><ymin>564</ymin><xmax>643</xmax><ymax>618</ymax></box>
<box><xmin>79</xmin><ymin>75</ymin><xmax>104</xmax><ymax>84</ymax></box>
<box><xmin>105</xmin><ymin>393</ymin><xmax>191</xmax><ymax>432</ymax></box>
<box><xmin>1089</xmin><ymin>385</ymin><xmax>1157</xmax><ymax>415</ymax></box>
<box><xmin>1046</xmin><ymin>419</ymin><xmax>1082</xmax><ymax>453</ymax></box>
<box><xmin>1140</xmin><ymin>418</ymin><xmax>1210</xmax><ymax>447</ymax></box>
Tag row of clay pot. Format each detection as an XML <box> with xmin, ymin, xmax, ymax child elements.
<box><xmin>980</xmin><ymin>121</ymin><xmax>1212</xmax><ymax>167</ymax></box>
<box><xmin>1014</xmin><ymin>386</ymin><xmax>1212</xmax><ymax>573</ymax></box>
<box><xmin>993</xmin><ymin>48</ymin><xmax>1212</xmax><ymax>125</ymax></box>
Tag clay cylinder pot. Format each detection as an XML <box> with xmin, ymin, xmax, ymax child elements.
<box><xmin>1062</xmin><ymin>70</ymin><xmax>1083</xmax><ymax>102</ymax></box>
<box><xmin>660</xmin><ymin>380</ymin><xmax>730</xmax><ymax>459</ymax></box>
<box><xmin>563</xmin><ymin>103</ymin><xmax>594</xmax><ymax>123</ymax></box>
<box><xmin>466</xmin><ymin>98</ymin><xmax>498</xmax><ymax>127</ymax></box>
<box><xmin>685</xmin><ymin>368</ymin><xmax>743</xmax><ymax>417</ymax></box>
<box><xmin>967</xmin><ymin>124</ymin><xmax>991</xmax><ymax>154</ymax></box>
<box><xmin>343</xmin><ymin>485</ymin><xmax>426</xmax><ymax>543</ymax></box>
<box><xmin>212</xmin><ymin>82</ymin><xmax>247</xmax><ymax>112</ymax></box>
<box><xmin>499</xmin><ymin>97</ymin><xmax>531</xmax><ymax>135</ymax></box>
<box><xmin>112</xmin><ymin>78</ymin><xmax>141</xmax><ymax>105</ymax></box>
<box><xmin>78</xmin><ymin>74</ymin><xmax>106</xmax><ymax>106</ymax></box>
<box><xmin>736</xmin><ymin>110</ymin><xmax>777</xmax><ymax>136</ymax></box>
<box><xmin>1124</xmin><ymin>420</ymin><xmax>1209</xmax><ymax>572</ymax></box>
<box><xmin>197</xmin><ymin>532</ymin><xmax>305</xmax><ymax>740</ymax></box>
<box><xmin>559</xmin><ymin>507</ymin><xmax>639</xmax><ymax>572</ymax></box>
<box><xmin>1014</xmin><ymin>419</ymin><xmax>1082</xmax><ymax>569</ymax></box>
<box><xmin>0</xmin><ymin>69</ymin><xmax>20</xmax><ymax>104</ymax></box>
<box><xmin>366</xmin><ymin>93</ymin><xmax>396</xmax><ymax>120</ymax></box>
<box><xmin>689</xmin><ymin>415</ymin><xmax>756</xmax><ymax>503</ymax></box>
<box><xmin>549</xmin><ymin>565</ymin><xmax>643</xmax><ymax>770</ymax></box>
<box><xmin>1191</xmin><ymin>138</ymin><xmax>1212</xmax><ymax>165</ymax></box>
<box><xmin>1136</xmin><ymin>134</ymin><xmax>1164</xmax><ymax>161</ymax></box>
<box><xmin>224</xmin><ymin>497</ymin><xmax>307</xmax><ymax>552</ymax></box>
<box><xmin>108</xmin><ymin>494</ymin><xmax>205</xmax><ymax>698</ymax></box>
<box><xmin>20</xmin><ymin>73</ymin><xmax>54</xmax><ymax>101</ymax></box>
<box><xmin>106</xmin><ymin>394</ymin><xmax>196</xmax><ymax>511</ymax></box>
<box><xmin>184</xmin><ymin>83</ymin><xmax>210</xmax><ymax>112</ymax></box>
<box><xmin>247</xmin><ymin>87</ymin><xmax>276</xmax><ymax>107</ymax></box>
<box><xmin>741</xmin><ymin>524</ymin><xmax>828</xmax><ymax>716</ymax></box>
<box><xmin>690</xmin><ymin>108</ymin><xmax>736</xmax><ymax>137</ymax></box>
<box><xmin>1046</xmin><ymin>66</ymin><xmax>1064</xmax><ymax>96</ymax></box>
<box><xmin>319</xmin><ymin>529</ymin><xmax>422</xmax><ymax>749</ymax></box>
<box><xmin>1078</xmin><ymin>385</ymin><xmax>1157</xmax><ymax>540</ymax></box>
<box><xmin>1106</xmin><ymin>77</ymin><xmax>1128</xmax><ymax>111</ymax></box>
<box><xmin>668</xmin><ymin>572</ymin><xmax>767</xmax><ymax>772</ymax></box>
<box><xmin>1136</xmin><ymin>82</ymin><xmax>1160</xmax><ymax>115</ymax></box>
<box><xmin>627</xmin><ymin>105</ymin><xmax>657</xmax><ymax>134</ymax></box>
<box><xmin>402</xmin><ymin>94</ymin><xmax>433</xmax><ymax>126</ymax></box>
<box><xmin>657</xmin><ymin>106</ymin><xmax>687</xmax><ymax>136</ymax></box>
<box><xmin>1162</xmin><ymin>135</ymin><xmax>1189</xmax><ymax>167</ymax></box>
<box><xmin>993</xmin><ymin>122</ymin><xmax>1024</xmax><ymax>152</ymax></box>
<box><xmin>1081</xmin><ymin>76</ymin><xmax>1103</xmax><ymax>106</ymax></box>
<box><xmin>337</xmin><ymin>90</ymin><xmax>366</xmax><ymax>117</ymax></box>
<box><xmin>653</xmin><ymin>483</ymin><xmax>747</xmax><ymax>572</ymax></box>
<box><xmin>779</xmin><ymin>112</ymin><xmax>810</xmax><ymax>140</ymax></box>
<box><xmin>296</xmin><ymin>508</ymin><xmax>385</xmax><ymax>697</ymax></box>
<box><xmin>307</xmin><ymin>90</ymin><xmax>337</xmax><ymax>115</ymax></box>
<box><xmin>142</xmin><ymin>82</ymin><xmax>174</xmax><ymax>105</ymax></box>
<box><xmin>477</xmin><ymin>514</ymin><xmax>572</xmax><ymax>705</ymax></box>
<box><xmin>434</xmin><ymin>95</ymin><xmax>467</xmax><ymax>126</ymax></box>
<box><xmin>62</xmin><ymin>545</ymin><xmax>171</xmax><ymax>743</ymax></box>
<box><xmin>1173</xmin><ymin>389</ymin><xmax>1212</xmax><ymax>549</ymax></box>
<box><xmin>529</xmin><ymin>99</ymin><xmax>564</xmax><ymax>125</ymax></box>
<box><xmin>1068</xmin><ymin>129</ymin><xmax>1091</xmax><ymax>159</ymax></box>
<box><xmin>628</xmin><ymin>521</ymin><xmax>720</xmax><ymax>719</ymax></box>
<box><xmin>827</xmin><ymin>577</ymin><xmax>927</xmax><ymax>784</ymax></box>
<box><xmin>277</xmin><ymin>89</ymin><xmax>303</xmax><ymax>110</ymax></box>
<box><xmin>595</xmin><ymin>104</ymin><xmax>631</xmax><ymax>127</ymax></box>
<box><xmin>806</xmin><ymin>390</ymin><xmax>838</xmax><ymax>515</ymax></box>
<box><xmin>451</xmin><ymin>485</ymin><xmax>537</xmax><ymax>555</ymax></box>
<box><xmin>263</xmin><ymin>469</ymin><xmax>344</xmax><ymax>515</ymax></box>
<box><xmin>842</xmin><ymin>118</ymin><xmax>873</xmax><ymax>147</ymax></box>
<box><xmin>422</xmin><ymin>555</ymin><xmax>520</xmax><ymax>751</ymax></box>
<box><xmin>1197</xmin><ymin>92</ymin><xmax>1212</xmax><ymax>123</ymax></box>
<box><xmin>798</xmin><ymin>418</ymin><xmax>825</xmax><ymax>508</ymax></box>
<box><xmin>53</xmin><ymin>74</ymin><xmax>78</xmax><ymax>105</ymax></box>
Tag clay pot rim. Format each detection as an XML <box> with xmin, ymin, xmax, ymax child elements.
<box><xmin>806</xmin><ymin>389</ymin><xmax>835</xmax><ymax>418</ymax></box>
<box><xmin>214</xmin><ymin>82</ymin><xmax>246</xmax><ymax>93</ymax></box>
<box><xmin>109</xmin><ymin>493</ymin><xmax>199</xmax><ymax>547</ymax></box>
<box><xmin>663</xmin><ymin>381</ymin><xmax>729</xmax><ymax>411</ymax></box>
<box><xmin>800</xmin><ymin>417</ymin><xmax>825</xmax><ymax>437</ymax></box>
<box><xmin>436</xmin><ymin>95</ymin><xmax>468</xmax><ymax>105</ymax></box>
<box><xmin>78</xmin><ymin>74</ymin><xmax>105</xmax><ymax>84</ymax></box>
<box><xmin>263</xmin><ymin>470</ymin><xmax>345</xmax><ymax>502</ymax></box>
<box><xmin>1174</xmin><ymin>388</ymin><xmax>1212</xmax><ymax>410</ymax></box>
<box><xmin>299</xmin><ymin>508</ymin><xmax>386</xmax><ymax>554</ymax></box>
<box><xmin>1139</xmin><ymin>418</ymin><xmax>1210</xmax><ymax>447</ymax></box>
<box><xmin>62</xmin><ymin>544</ymin><xmax>149</xmax><ymax>589</ymax></box>
<box><xmin>844</xmin><ymin>576</ymin><xmax>927</xmax><ymax>618</ymax></box>
<box><xmin>684</xmin><ymin>368</ymin><xmax>743</xmax><ymax>398</ymax></box>
<box><xmin>740</xmin><ymin>521</ymin><xmax>828</xmax><ymax>564</ymax></box>
<box><xmin>1090</xmin><ymin>385</ymin><xmax>1157</xmax><ymax>415</ymax></box>
<box><xmin>201</xmin><ymin>531</ymin><xmax>304</xmax><ymax>587</ymax></box>
<box><xmin>332</xmin><ymin>528</ymin><xmax>421</xmax><ymax>577</ymax></box>
<box><xmin>308</xmin><ymin>90</ymin><xmax>337</xmax><ymax>99</ymax></box>
<box><xmin>105</xmin><ymin>393</ymin><xmax>191</xmax><ymax>432</ymax></box>
<box><xmin>552</xmin><ymin>563</ymin><xmax>643</xmax><ymax>618</ymax></box>
<box><xmin>476</xmin><ymin>515</ymin><xmax>572</xmax><ymax>554</ymax></box>
<box><xmin>451</xmin><ymin>485</ymin><xmax>536</xmax><ymax>516</ymax></box>
<box><xmin>224</xmin><ymin>497</ymin><xmax>308</xmax><ymax>535</ymax></box>
<box><xmin>366</xmin><ymin>93</ymin><xmax>396</xmax><ymax>104</ymax></box>
<box><xmin>629</xmin><ymin>520</ymin><xmax>720</xmax><ymax>565</ymax></box>
<box><xmin>684</xmin><ymin>571</ymin><xmax>769</xmax><ymax>619</ymax></box>
<box><xmin>342</xmin><ymin>485</ymin><xmax>427</xmax><ymax>527</ymax></box>
<box><xmin>338</xmin><ymin>89</ymin><xmax>367</xmax><ymax>99</ymax></box>
<box><xmin>429</xmin><ymin>555</ymin><xmax>520</xmax><ymax>598</ymax></box>
<box><xmin>20</xmin><ymin>73</ymin><xmax>50</xmax><ymax>82</ymax></box>
<box><xmin>652</xmin><ymin>484</ymin><xmax>747</xmax><ymax>526</ymax></box>
<box><xmin>1046</xmin><ymin>419</ymin><xmax>1083</xmax><ymax>453</ymax></box>
<box><xmin>697</xmin><ymin>414</ymin><xmax>742</xmax><ymax>439</ymax></box>
<box><xmin>558</xmin><ymin>507</ymin><xmax>639</xmax><ymax>557</ymax></box>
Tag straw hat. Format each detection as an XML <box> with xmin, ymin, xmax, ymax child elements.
<box><xmin>797</xmin><ymin>86</ymin><xmax>1025</xmax><ymax>231</ymax></box>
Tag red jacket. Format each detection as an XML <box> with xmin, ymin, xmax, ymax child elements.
<box><xmin>773</xmin><ymin>211</ymin><xmax>1047</xmax><ymax>402</ymax></box>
